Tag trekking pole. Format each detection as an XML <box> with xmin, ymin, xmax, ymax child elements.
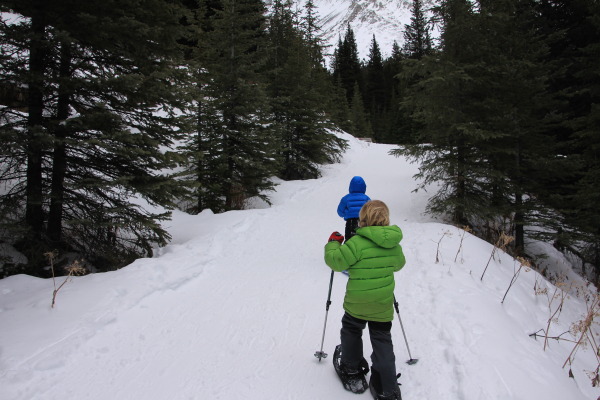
<box><xmin>314</xmin><ymin>270</ymin><xmax>335</xmax><ymax>361</ymax></box>
<box><xmin>393</xmin><ymin>295</ymin><xmax>418</xmax><ymax>365</ymax></box>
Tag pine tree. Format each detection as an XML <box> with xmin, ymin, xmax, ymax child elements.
<box><xmin>176</xmin><ymin>0</ymin><xmax>230</xmax><ymax>214</ymax></box>
<box><xmin>350</xmin><ymin>83</ymin><xmax>373</xmax><ymax>138</ymax></box>
<box><xmin>265</xmin><ymin>0</ymin><xmax>345</xmax><ymax>180</ymax></box>
<box><xmin>331</xmin><ymin>24</ymin><xmax>362</xmax><ymax>105</ymax></box>
<box><xmin>178</xmin><ymin>67</ymin><xmax>227</xmax><ymax>214</ymax></box>
<box><xmin>393</xmin><ymin>0</ymin><xmax>555</xmax><ymax>255</ymax></box>
<box><xmin>197</xmin><ymin>0</ymin><xmax>279</xmax><ymax>211</ymax></box>
<box><xmin>470</xmin><ymin>0</ymin><xmax>554</xmax><ymax>253</ymax></box>
<box><xmin>380</xmin><ymin>41</ymin><xmax>410</xmax><ymax>144</ymax></box>
<box><xmin>392</xmin><ymin>0</ymin><xmax>479</xmax><ymax>226</ymax></box>
<box><xmin>403</xmin><ymin>0</ymin><xmax>434</xmax><ymax>59</ymax></box>
<box><xmin>567</xmin><ymin>0</ymin><xmax>600</xmax><ymax>246</ymax></box>
<box><xmin>0</xmin><ymin>0</ymin><xmax>50</xmax><ymax>250</ymax></box>
<box><xmin>328</xmin><ymin>77</ymin><xmax>354</xmax><ymax>134</ymax></box>
<box><xmin>0</xmin><ymin>0</ymin><xmax>190</xmax><ymax>273</ymax></box>
<box><xmin>302</xmin><ymin>0</ymin><xmax>327</xmax><ymax>67</ymax></box>
<box><xmin>535</xmin><ymin>0</ymin><xmax>600</xmax><ymax>279</ymax></box>
<box><xmin>364</xmin><ymin>35</ymin><xmax>386</xmax><ymax>140</ymax></box>
<box><xmin>389</xmin><ymin>0</ymin><xmax>434</xmax><ymax>145</ymax></box>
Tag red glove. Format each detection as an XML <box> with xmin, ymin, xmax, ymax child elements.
<box><xmin>328</xmin><ymin>231</ymin><xmax>344</xmax><ymax>244</ymax></box>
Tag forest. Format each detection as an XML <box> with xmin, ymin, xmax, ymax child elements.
<box><xmin>0</xmin><ymin>0</ymin><xmax>599</xmax><ymax>285</ymax></box>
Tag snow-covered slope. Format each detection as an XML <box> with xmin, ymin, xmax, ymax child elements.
<box><xmin>306</xmin><ymin>0</ymin><xmax>435</xmax><ymax>61</ymax></box>
<box><xmin>0</xmin><ymin>133</ymin><xmax>598</xmax><ymax>400</ymax></box>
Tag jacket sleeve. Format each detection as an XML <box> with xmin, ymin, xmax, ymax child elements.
<box><xmin>337</xmin><ymin>195</ymin><xmax>347</xmax><ymax>218</ymax></box>
<box><xmin>394</xmin><ymin>247</ymin><xmax>406</xmax><ymax>272</ymax></box>
<box><xmin>324</xmin><ymin>240</ymin><xmax>359</xmax><ymax>272</ymax></box>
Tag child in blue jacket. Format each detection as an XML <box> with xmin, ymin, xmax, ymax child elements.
<box><xmin>337</xmin><ymin>176</ymin><xmax>371</xmax><ymax>242</ymax></box>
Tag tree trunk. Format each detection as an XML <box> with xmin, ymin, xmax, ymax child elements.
<box><xmin>224</xmin><ymin>130</ymin><xmax>235</xmax><ymax>210</ymax></box>
<box><xmin>455</xmin><ymin>138</ymin><xmax>468</xmax><ymax>226</ymax></box>
<box><xmin>25</xmin><ymin>5</ymin><xmax>47</xmax><ymax>240</ymax></box>
<box><xmin>514</xmin><ymin>129</ymin><xmax>525</xmax><ymax>256</ymax></box>
<box><xmin>514</xmin><ymin>192</ymin><xmax>525</xmax><ymax>255</ymax></box>
<box><xmin>196</xmin><ymin>102</ymin><xmax>204</xmax><ymax>213</ymax></box>
<box><xmin>48</xmin><ymin>41</ymin><xmax>72</xmax><ymax>244</ymax></box>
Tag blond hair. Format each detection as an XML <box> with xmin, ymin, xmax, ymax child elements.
<box><xmin>359</xmin><ymin>200</ymin><xmax>390</xmax><ymax>227</ymax></box>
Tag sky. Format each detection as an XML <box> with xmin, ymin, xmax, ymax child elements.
<box><xmin>1</xmin><ymin>132</ymin><xmax>599</xmax><ymax>400</ymax></box>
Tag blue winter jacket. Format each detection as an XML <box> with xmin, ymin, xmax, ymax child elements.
<box><xmin>337</xmin><ymin>176</ymin><xmax>370</xmax><ymax>220</ymax></box>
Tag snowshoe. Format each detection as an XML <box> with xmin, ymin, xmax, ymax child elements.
<box><xmin>369</xmin><ymin>371</ymin><xmax>402</xmax><ymax>400</ymax></box>
<box><xmin>332</xmin><ymin>344</ymin><xmax>369</xmax><ymax>394</ymax></box>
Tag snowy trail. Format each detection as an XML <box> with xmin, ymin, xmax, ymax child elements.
<box><xmin>1</xmin><ymin>134</ymin><xmax>599</xmax><ymax>400</ymax></box>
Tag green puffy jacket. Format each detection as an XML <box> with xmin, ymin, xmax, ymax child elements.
<box><xmin>324</xmin><ymin>225</ymin><xmax>406</xmax><ymax>322</ymax></box>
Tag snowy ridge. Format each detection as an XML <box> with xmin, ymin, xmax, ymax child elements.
<box><xmin>0</xmin><ymin>132</ymin><xmax>598</xmax><ymax>399</ymax></box>
<box><xmin>304</xmin><ymin>0</ymin><xmax>436</xmax><ymax>61</ymax></box>
<box><xmin>316</xmin><ymin>0</ymin><xmax>411</xmax><ymax>59</ymax></box>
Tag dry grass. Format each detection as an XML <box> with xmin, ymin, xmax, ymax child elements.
<box><xmin>46</xmin><ymin>251</ymin><xmax>88</xmax><ymax>308</ymax></box>
<box><xmin>530</xmin><ymin>277</ymin><xmax>600</xmax><ymax>387</ymax></box>
<box><xmin>454</xmin><ymin>225</ymin><xmax>472</xmax><ymax>263</ymax></box>
<box><xmin>480</xmin><ymin>232</ymin><xmax>514</xmax><ymax>281</ymax></box>
<box><xmin>501</xmin><ymin>256</ymin><xmax>532</xmax><ymax>304</ymax></box>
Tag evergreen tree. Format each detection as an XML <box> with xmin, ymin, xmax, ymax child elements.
<box><xmin>0</xmin><ymin>0</ymin><xmax>50</xmax><ymax>251</ymax></box>
<box><xmin>567</xmin><ymin>0</ymin><xmax>600</xmax><ymax>254</ymax></box>
<box><xmin>364</xmin><ymin>35</ymin><xmax>386</xmax><ymax>140</ymax></box>
<box><xmin>350</xmin><ymin>82</ymin><xmax>373</xmax><ymax>138</ymax></box>
<box><xmin>197</xmin><ymin>0</ymin><xmax>278</xmax><ymax>210</ymax></box>
<box><xmin>328</xmin><ymin>76</ymin><xmax>354</xmax><ymax>134</ymax></box>
<box><xmin>178</xmin><ymin>68</ymin><xmax>228</xmax><ymax>214</ymax></box>
<box><xmin>176</xmin><ymin>0</ymin><xmax>230</xmax><ymax>214</ymax></box>
<box><xmin>403</xmin><ymin>0</ymin><xmax>434</xmax><ymax>59</ymax></box>
<box><xmin>393</xmin><ymin>0</ymin><xmax>555</xmax><ymax>255</ymax></box>
<box><xmin>392</xmin><ymin>0</ymin><xmax>479</xmax><ymax>226</ymax></box>
<box><xmin>388</xmin><ymin>0</ymin><xmax>434</xmax><ymax>145</ymax></box>
<box><xmin>380</xmin><ymin>41</ymin><xmax>410</xmax><ymax>144</ymax></box>
<box><xmin>470</xmin><ymin>0</ymin><xmax>554</xmax><ymax>253</ymax></box>
<box><xmin>0</xmin><ymin>0</ymin><xmax>190</xmax><ymax>274</ymax></box>
<box><xmin>331</xmin><ymin>24</ymin><xmax>362</xmax><ymax>105</ymax></box>
<box><xmin>535</xmin><ymin>0</ymin><xmax>600</xmax><ymax>279</ymax></box>
<box><xmin>265</xmin><ymin>0</ymin><xmax>345</xmax><ymax>180</ymax></box>
<box><xmin>302</xmin><ymin>0</ymin><xmax>327</xmax><ymax>67</ymax></box>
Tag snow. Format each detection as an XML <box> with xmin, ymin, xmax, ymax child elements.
<box><xmin>308</xmin><ymin>0</ymin><xmax>439</xmax><ymax>62</ymax></box>
<box><xmin>1</xmin><ymin>132</ymin><xmax>599</xmax><ymax>400</ymax></box>
<box><xmin>315</xmin><ymin>0</ymin><xmax>411</xmax><ymax>60</ymax></box>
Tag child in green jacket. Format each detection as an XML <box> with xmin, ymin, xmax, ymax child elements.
<box><xmin>325</xmin><ymin>200</ymin><xmax>406</xmax><ymax>400</ymax></box>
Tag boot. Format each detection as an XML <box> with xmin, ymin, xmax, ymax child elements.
<box><xmin>369</xmin><ymin>372</ymin><xmax>402</xmax><ymax>400</ymax></box>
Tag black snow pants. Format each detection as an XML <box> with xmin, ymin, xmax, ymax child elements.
<box><xmin>340</xmin><ymin>312</ymin><xmax>397</xmax><ymax>395</ymax></box>
<box><xmin>344</xmin><ymin>218</ymin><xmax>359</xmax><ymax>242</ymax></box>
